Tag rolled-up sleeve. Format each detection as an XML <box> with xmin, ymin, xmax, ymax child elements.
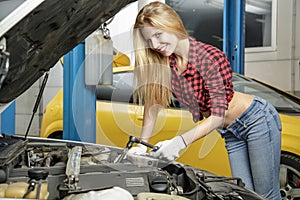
<box><xmin>199</xmin><ymin>55</ymin><xmax>233</xmax><ymax>118</ymax></box>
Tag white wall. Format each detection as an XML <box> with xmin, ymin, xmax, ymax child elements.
<box><xmin>15</xmin><ymin>61</ymin><xmax>63</xmax><ymax>136</ymax></box>
<box><xmin>294</xmin><ymin>0</ymin><xmax>300</xmax><ymax>96</ymax></box>
<box><xmin>245</xmin><ymin>0</ymin><xmax>300</xmax><ymax>95</ymax></box>
<box><xmin>107</xmin><ymin>2</ymin><xmax>138</xmax><ymax>65</ymax></box>
<box><xmin>107</xmin><ymin>0</ymin><xmax>165</xmax><ymax>64</ymax></box>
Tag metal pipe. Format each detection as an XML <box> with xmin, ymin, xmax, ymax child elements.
<box><xmin>291</xmin><ymin>0</ymin><xmax>296</xmax><ymax>94</ymax></box>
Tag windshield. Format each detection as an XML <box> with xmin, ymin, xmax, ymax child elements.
<box><xmin>233</xmin><ymin>79</ymin><xmax>300</xmax><ymax>114</ymax></box>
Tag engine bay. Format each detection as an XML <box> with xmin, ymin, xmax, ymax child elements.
<box><xmin>0</xmin><ymin>134</ymin><xmax>265</xmax><ymax>199</ymax></box>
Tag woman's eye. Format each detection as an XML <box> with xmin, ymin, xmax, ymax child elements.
<box><xmin>154</xmin><ymin>33</ymin><xmax>161</xmax><ymax>38</ymax></box>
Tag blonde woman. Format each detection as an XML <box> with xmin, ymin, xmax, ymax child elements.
<box><xmin>128</xmin><ymin>2</ymin><xmax>281</xmax><ymax>199</ymax></box>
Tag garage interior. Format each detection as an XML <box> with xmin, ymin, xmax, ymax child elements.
<box><xmin>0</xmin><ymin>0</ymin><xmax>299</xmax><ymax>199</ymax></box>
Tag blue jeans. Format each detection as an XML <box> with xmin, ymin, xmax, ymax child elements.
<box><xmin>217</xmin><ymin>96</ymin><xmax>282</xmax><ymax>200</ymax></box>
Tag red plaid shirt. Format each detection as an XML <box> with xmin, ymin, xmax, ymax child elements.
<box><xmin>169</xmin><ymin>37</ymin><xmax>234</xmax><ymax>122</ymax></box>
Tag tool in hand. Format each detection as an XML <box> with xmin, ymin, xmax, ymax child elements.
<box><xmin>115</xmin><ymin>136</ymin><xmax>159</xmax><ymax>163</ymax></box>
<box><xmin>125</xmin><ymin>136</ymin><xmax>159</xmax><ymax>152</ymax></box>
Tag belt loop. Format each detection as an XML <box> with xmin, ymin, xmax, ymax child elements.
<box><xmin>236</xmin><ymin>118</ymin><xmax>243</xmax><ymax>126</ymax></box>
<box><xmin>236</xmin><ymin>118</ymin><xmax>247</xmax><ymax>128</ymax></box>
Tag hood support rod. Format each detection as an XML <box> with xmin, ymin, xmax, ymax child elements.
<box><xmin>24</xmin><ymin>71</ymin><xmax>49</xmax><ymax>140</ymax></box>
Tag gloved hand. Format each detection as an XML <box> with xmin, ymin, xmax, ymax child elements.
<box><xmin>127</xmin><ymin>143</ymin><xmax>147</xmax><ymax>155</ymax></box>
<box><xmin>149</xmin><ymin>136</ymin><xmax>187</xmax><ymax>161</ymax></box>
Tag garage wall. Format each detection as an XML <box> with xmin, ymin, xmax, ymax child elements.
<box><xmin>245</xmin><ymin>0</ymin><xmax>300</xmax><ymax>96</ymax></box>
<box><xmin>107</xmin><ymin>2</ymin><xmax>138</xmax><ymax>64</ymax></box>
<box><xmin>15</xmin><ymin>62</ymin><xmax>63</xmax><ymax>136</ymax></box>
<box><xmin>294</xmin><ymin>0</ymin><xmax>300</xmax><ymax>96</ymax></box>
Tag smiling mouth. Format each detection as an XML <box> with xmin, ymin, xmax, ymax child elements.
<box><xmin>158</xmin><ymin>45</ymin><xmax>167</xmax><ymax>53</ymax></box>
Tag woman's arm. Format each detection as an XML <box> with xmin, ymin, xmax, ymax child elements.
<box><xmin>182</xmin><ymin>115</ymin><xmax>224</xmax><ymax>145</ymax></box>
<box><xmin>149</xmin><ymin>115</ymin><xmax>224</xmax><ymax>161</ymax></box>
<box><xmin>127</xmin><ymin>103</ymin><xmax>161</xmax><ymax>155</ymax></box>
<box><xmin>139</xmin><ymin>103</ymin><xmax>161</xmax><ymax>142</ymax></box>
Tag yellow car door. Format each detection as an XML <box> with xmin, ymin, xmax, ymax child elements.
<box><xmin>95</xmin><ymin>67</ymin><xmax>141</xmax><ymax>147</ymax></box>
<box><xmin>95</xmin><ymin>100</ymin><xmax>139</xmax><ymax>147</ymax></box>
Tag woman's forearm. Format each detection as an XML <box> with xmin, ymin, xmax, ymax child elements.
<box><xmin>140</xmin><ymin>103</ymin><xmax>161</xmax><ymax>142</ymax></box>
<box><xmin>182</xmin><ymin>116</ymin><xmax>224</xmax><ymax>145</ymax></box>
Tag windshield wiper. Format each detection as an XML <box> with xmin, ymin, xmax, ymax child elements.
<box><xmin>275</xmin><ymin>107</ymin><xmax>300</xmax><ymax>114</ymax></box>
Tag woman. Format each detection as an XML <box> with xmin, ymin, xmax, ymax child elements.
<box><xmin>128</xmin><ymin>2</ymin><xmax>281</xmax><ymax>199</ymax></box>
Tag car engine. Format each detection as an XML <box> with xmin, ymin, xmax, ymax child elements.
<box><xmin>0</xmin><ymin>134</ymin><xmax>265</xmax><ymax>200</ymax></box>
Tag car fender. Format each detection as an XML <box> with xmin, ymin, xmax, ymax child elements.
<box><xmin>280</xmin><ymin>115</ymin><xmax>300</xmax><ymax>156</ymax></box>
<box><xmin>40</xmin><ymin>120</ymin><xmax>63</xmax><ymax>138</ymax></box>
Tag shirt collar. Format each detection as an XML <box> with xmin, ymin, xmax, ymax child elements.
<box><xmin>182</xmin><ymin>37</ymin><xmax>197</xmax><ymax>76</ymax></box>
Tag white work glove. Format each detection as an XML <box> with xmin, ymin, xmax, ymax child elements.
<box><xmin>127</xmin><ymin>143</ymin><xmax>147</xmax><ymax>155</ymax></box>
<box><xmin>149</xmin><ymin>136</ymin><xmax>187</xmax><ymax>161</ymax></box>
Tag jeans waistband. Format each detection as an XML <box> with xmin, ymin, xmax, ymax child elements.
<box><xmin>235</xmin><ymin>96</ymin><xmax>267</xmax><ymax>122</ymax></box>
<box><xmin>218</xmin><ymin>96</ymin><xmax>268</xmax><ymax>134</ymax></box>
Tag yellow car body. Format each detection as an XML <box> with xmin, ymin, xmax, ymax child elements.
<box><xmin>40</xmin><ymin>66</ymin><xmax>300</xmax><ymax>179</ymax></box>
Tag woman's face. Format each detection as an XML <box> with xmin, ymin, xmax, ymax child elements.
<box><xmin>140</xmin><ymin>25</ymin><xmax>178</xmax><ymax>57</ymax></box>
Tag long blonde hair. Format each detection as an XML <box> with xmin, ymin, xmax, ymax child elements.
<box><xmin>133</xmin><ymin>1</ymin><xmax>188</xmax><ymax>107</ymax></box>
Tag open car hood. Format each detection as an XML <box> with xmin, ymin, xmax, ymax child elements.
<box><xmin>0</xmin><ymin>0</ymin><xmax>136</xmax><ymax>103</ymax></box>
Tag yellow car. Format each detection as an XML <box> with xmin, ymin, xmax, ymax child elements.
<box><xmin>41</xmin><ymin>66</ymin><xmax>300</xmax><ymax>199</ymax></box>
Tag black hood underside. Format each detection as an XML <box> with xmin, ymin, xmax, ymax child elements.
<box><xmin>0</xmin><ymin>0</ymin><xmax>136</xmax><ymax>103</ymax></box>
